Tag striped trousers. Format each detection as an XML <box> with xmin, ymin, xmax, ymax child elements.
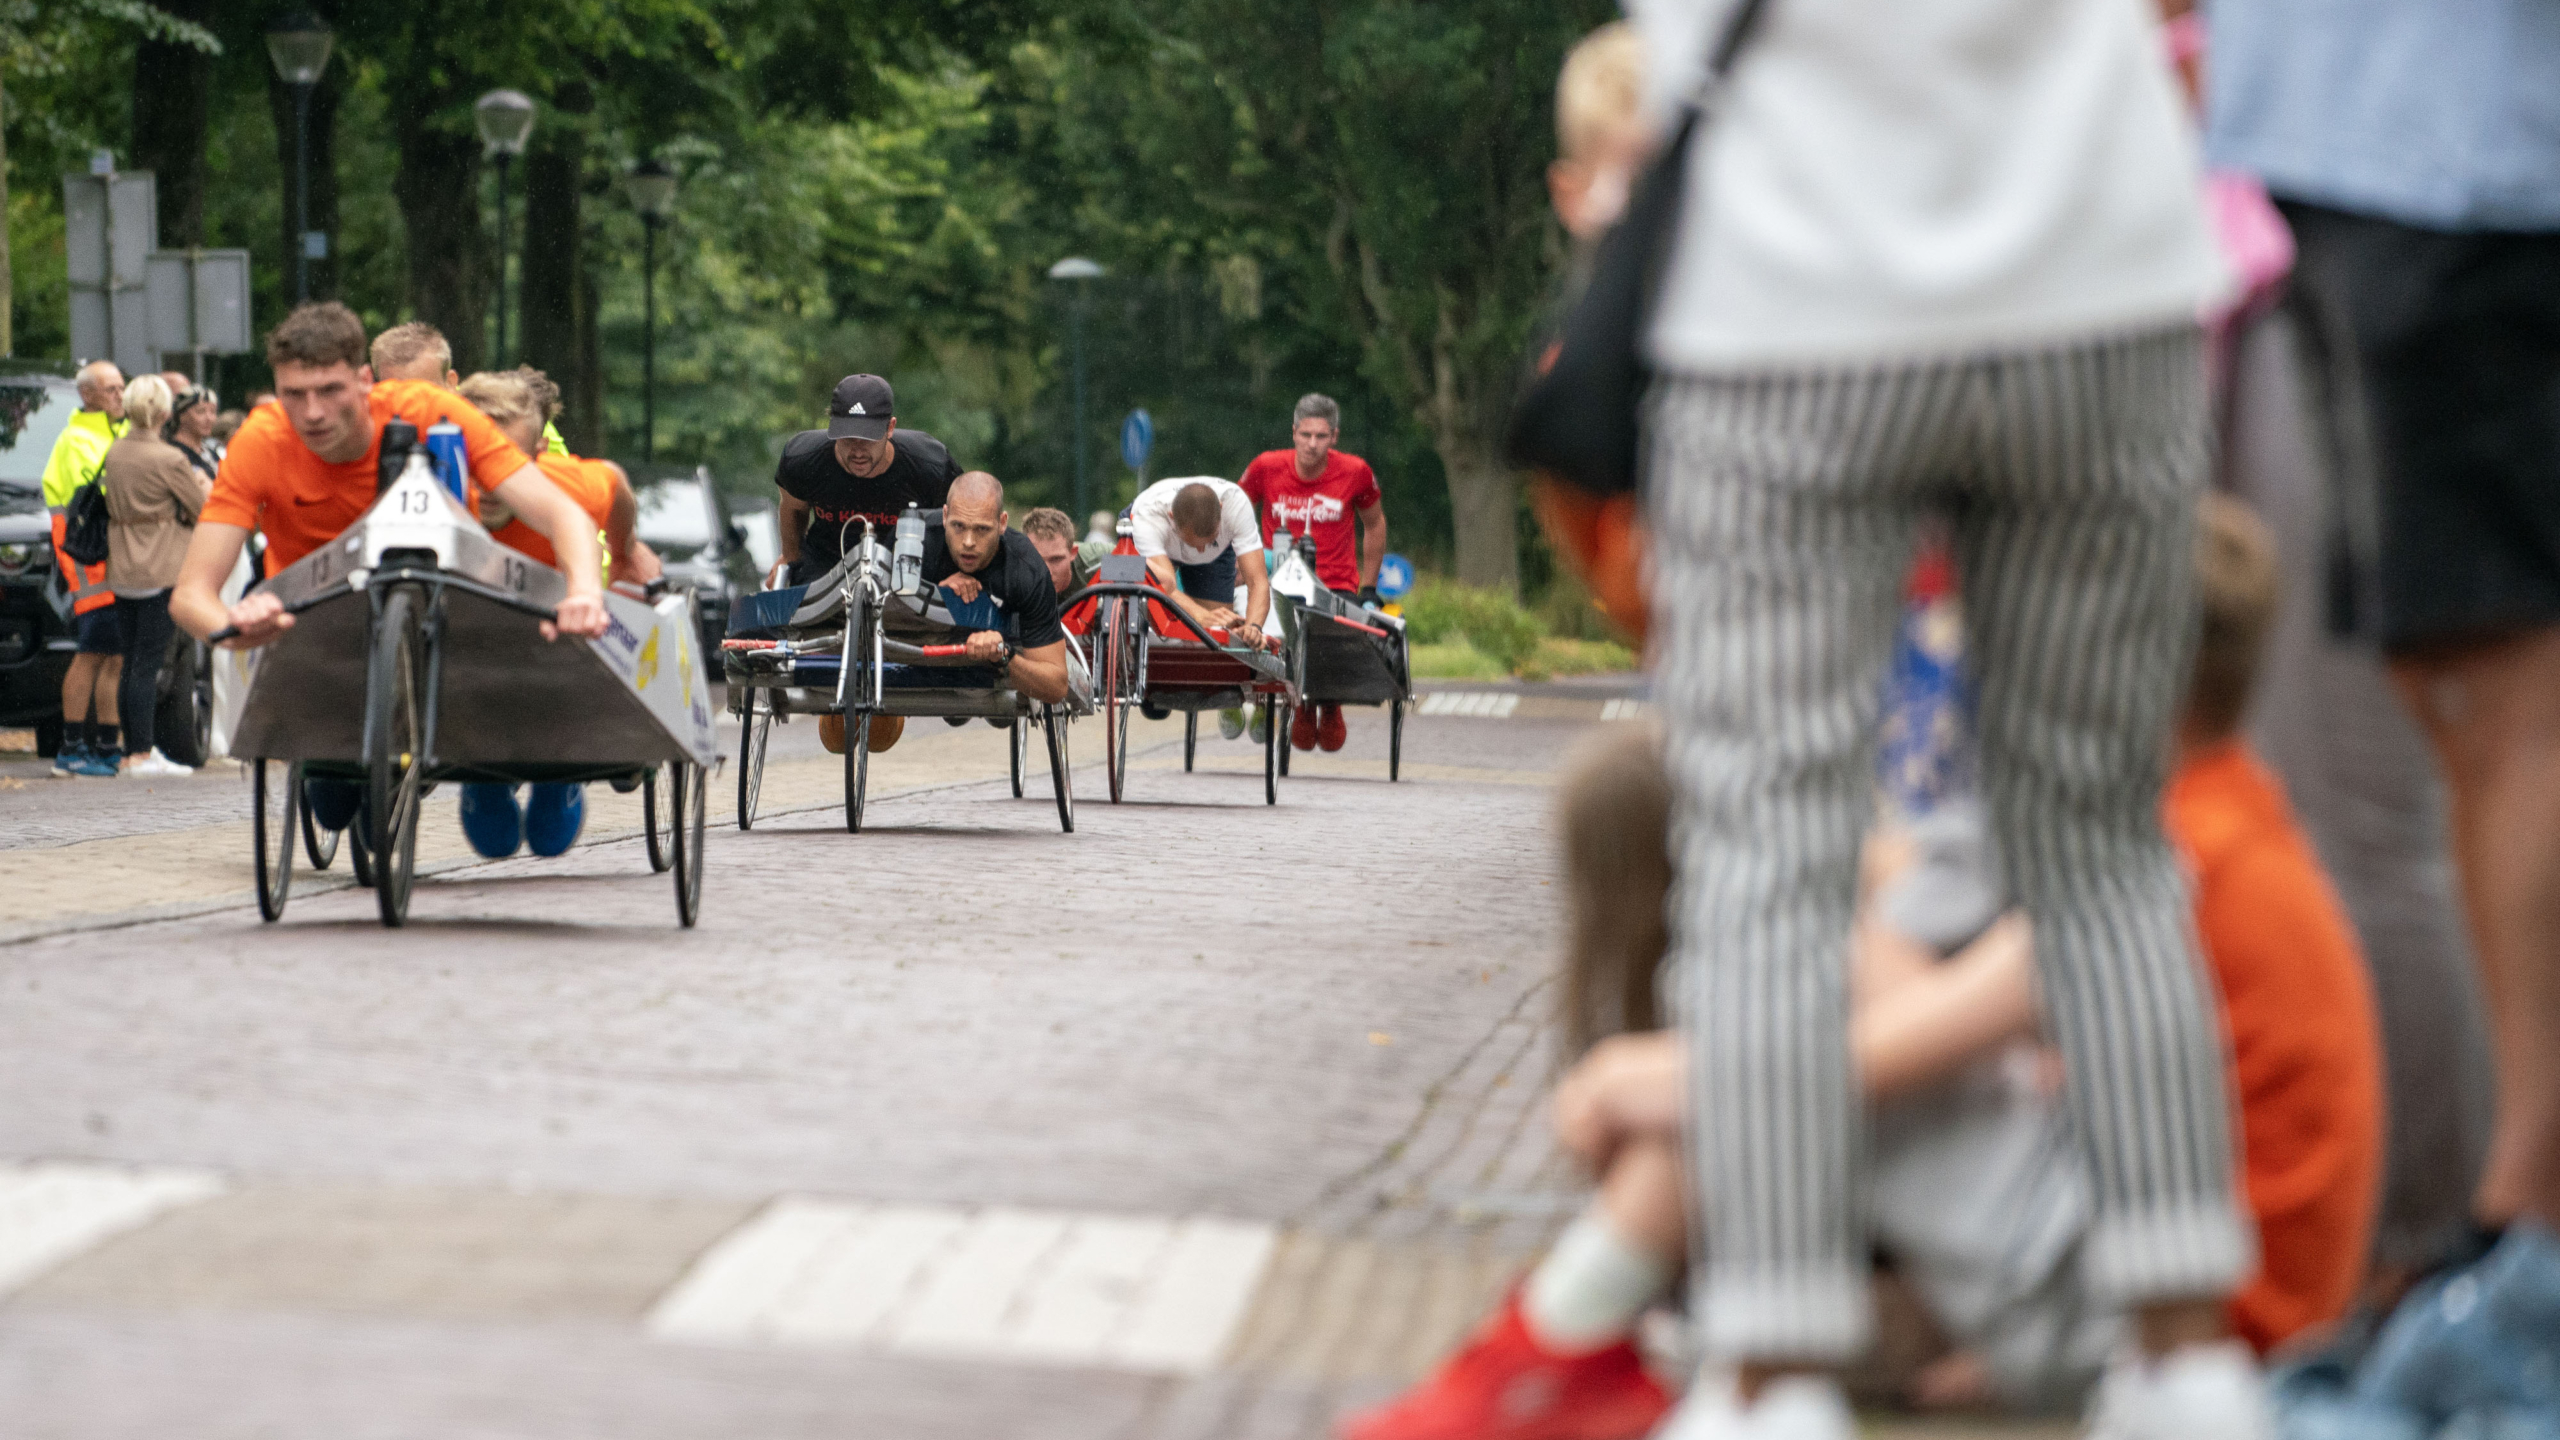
<box><xmin>1646</xmin><ymin>327</ymin><xmax>2253</xmax><ymax>1361</ymax></box>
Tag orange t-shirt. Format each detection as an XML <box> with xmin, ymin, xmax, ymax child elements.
<box><xmin>2165</xmin><ymin>740</ymin><xmax>2386</xmax><ymax>1354</ymax></box>
<box><xmin>201</xmin><ymin>379</ymin><xmax>530</xmax><ymax>573</ymax></box>
<box><xmin>486</xmin><ymin>451</ymin><xmax>615</xmax><ymax>569</ymax></box>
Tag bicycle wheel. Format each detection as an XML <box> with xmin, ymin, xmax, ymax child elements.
<box><xmin>1390</xmin><ymin>699</ymin><xmax>1404</xmax><ymax>782</ymax></box>
<box><xmin>1010</xmin><ymin>711</ymin><xmax>1026</xmax><ymax>798</ymax></box>
<box><xmin>1183</xmin><ymin>711</ymin><xmax>1197</xmax><ymax>772</ymax></box>
<box><xmin>251</xmin><ymin>758</ymin><xmax>297</xmax><ymax>922</ymax></box>
<box><xmin>1045</xmin><ymin>706</ymin><xmax>1075</xmax><ymax>833</ymax></box>
<box><xmin>366</xmin><ymin>585</ymin><xmax>430</xmax><ymax>927</ymax></box>
<box><xmin>1264</xmin><ymin>700</ymin><xmax>1280</xmax><ymax>805</ymax></box>
<box><xmin>300</xmin><ymin>792</ymin><xmax>340</xmax><ymax>870</ymax></box>
<box><xmin>1101</xmin><ymin>599</ymin><xmax>1129</xmax><ymax>804</ymax></box>
<box><xmin>736</xmin><ymin>687</ymin><xmax>772</xmax><ymax>830</ymax></box>
<box><xmin>671</xmin><ymin>760</ymin><xmax>708</xmax><ymax>926</ymax></box>
<box><xmin>643</xmin><ymin>766</ymin><xmax>674</xmax><ymax>872</ymax></box>
<box><xmin>1278</xmin><ymin>703</ymin><xmax>1293</xmax><ymax>777</ymax></box>
<box><xmin>843</xmin><ymin>711</ymin><xmax>872</xmax><ymax>833</ymax></box>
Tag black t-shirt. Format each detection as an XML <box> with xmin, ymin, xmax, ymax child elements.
<box><xmin>774</xmin><ymin>427</ymin><xmax>960</xmax><ymax>573</ymax></box>
<box><xmin>921</xmin><ymin>510</ymin><xmax>1065</xmax><ymax>649</ymax></box>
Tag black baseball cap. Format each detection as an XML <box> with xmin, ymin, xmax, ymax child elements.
<box><xmin>827</xmin><ymin>374</ymin><xmax>894</xmax><ymax>440</ymax></box>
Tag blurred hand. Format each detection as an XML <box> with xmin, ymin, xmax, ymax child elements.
<box><xmin>221</xmin><ymin>591</ymin><xmax>292</xmax><ymax>649</ymax></box>
<box><xmin>1552</xmin><ymin>1030</ymin><xmax>1686</xmax><ymax>1172</ymax></box>
<box><xmin>942</xmin><ymin>573</ymin><xmax>985</xmax><ymax>604</ymax></box>
<box><xmin>545</xmin><ymin>591</ymin><xmax>609</xmax><ymax>642</ymax></box>
<box><xmin>1232</xmin><ymin>621</ymin><xmax>1264</xmax><ymax>648</ymax></box>
<box><xmin>964</xmin><ymin>630</ymin><xmax>1007</xmax><ymax>665</ymax></box>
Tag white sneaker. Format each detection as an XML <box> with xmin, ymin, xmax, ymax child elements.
<box><xmin>1655</xmin><ymin>1372</ymin><xmax>1855</xmax><ymax>1440</ymax></box>
<box><xmin>123</xmin><ymin>749</ymin><xmax>196</xmax><ymax>778</ymax></box>
<box><xmin>2084</xmin><ymin>1341</ymin><xmax>2273</xmax><ymax>1440</ymax></box>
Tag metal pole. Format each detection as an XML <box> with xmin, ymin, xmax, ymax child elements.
<box><xmin>293</xmin><ymin>83</ymin><xmax>313</xmax><ymax>303</ymax></box>
<box><xmin>493</xmin><ymin>153</ymin><xmax>512</xmax><ymax>367</ymax></box>
<box><xmin>1070</xmin><ymin>285</ymin><xmax>1088</xmax><ymax>522</ymax></box>
<box><xmin>642</xmin><ymin>218</ymin><xmax>657</xmax><ymax>462</ymax></box>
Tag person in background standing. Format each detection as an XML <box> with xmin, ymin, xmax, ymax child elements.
<box><xmin>42</xmin><ymin>361</ymin><xmax>127</xmax><ymax>778</ymax></box>
<box><xmin>1239</xmin><ymin>392</ymin><xmax>1387</xmax><ymax>753</ymax></box>
<box><xmin>101</xmin><ymin>375</ymin><xmax>211</xmax><ymax>777</ymax></box>
<box><xmin>168</xmin><ymin>383</ymin><xmax>222</xmax><ymax>481</ymax></box>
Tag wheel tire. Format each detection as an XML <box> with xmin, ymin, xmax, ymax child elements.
<box><xmin>1264</xmin><ymin>700</ymin><xmax>1280</xmax><ymax>805</ymax></box>
<box><xmin>671</xmin><ymin>761</ymin><xmax>707</xmax><ymax>926</ymax></box>
<box><xmin>1101</xmin><ymin>600</ymin><xmax>1128</xmax><ymax>804</ymax></box>
<box><xmin>1010</xmin><ymin>710</ymin><xmax>1026</xmax><ymax>798</ymax></box>
<box><xmin>1184</xmin><ymin>711</ymin><xmax>1197</xmax><ymax>772</ymax></box>
<box><xmin>300</xmin><ymin>796</ymin><xmax>340</xmax><ymax>870</ymax></box>
<box><xmin>155</xmin><ymin>633</ymin><xmax>211</xmax><ymax>768</ymax></box>
<box><xmin>366</xmin><ymin>587</ymin><xmax>429</xmax><ymax>927</ymax></box>
<box><xmin>1278</xmin><ymin>705</ymin><xmax>1293</xmax><ymax>777</ymax></box>
<box><xmin>843</xmin><ymin>711</ymin><xmax>872</xmax><ymax>833</ymax></box>
<box><xmin>1046</xmin><ymin>707</ymin><xmax>1074</xmax><ymax>833</ymax></box>
<box><xmin>1390</xmin><ymin>699</ymin><xmax>1403</xmax><ymax>782</ymax></box>
<box><xmin>347</xmin><ymin>810</ymin><xmax>375</xmax><ymax>887</ymax></box>
<box><xmin>252</xmin><ymin>758</ymin><xmax>297</xmax><ymax>922</ymax></box>
<box><xmin>643</xmin><ymin>766</ymin><xmax>674</xmax><ymax>872</ymax></box>
<box><xmin>736</xmin><ymin>687</ymin><xmax>771</xmax><ymax>831</ymax></box>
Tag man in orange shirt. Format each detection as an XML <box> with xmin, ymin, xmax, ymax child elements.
<box><xmin>1343</xmin><ymin>496</ymin><xmax>2385</xmax><ymax>1439</ymax></box>
<box><xmin>170</xmin><ymin>304</ymin><xmax>610</xmax><ymax>840</ymax></box>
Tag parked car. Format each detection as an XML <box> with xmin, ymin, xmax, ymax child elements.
<box><xmin>626</xmin><ymin>463</ymin><xmax>768</xmax><ymax>664</ymax></box>
<box><xmin>0</xmin><ymin>365</ymin><xmax>212</xmax><ymax>763</ymax></box>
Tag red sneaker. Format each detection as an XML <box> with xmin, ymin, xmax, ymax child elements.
<box><xmin>1336</xmin><ymin>1291</ymin><xmax>1669</xmax><ymax>1440</ymax></box>
<box><xmin>1291</xmin><ymin>702</ymin><xmax>1320</xmax><ymax>751</ymax></box>
<box><xmin>1317</xmin><ymin>703</ymin><xmax>1348</xmax><ymax>752</ymax></box>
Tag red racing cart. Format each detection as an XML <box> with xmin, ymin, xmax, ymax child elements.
<box><xmin>1062</xmin><ymin>552</ymin><xmax>1300</xmax><ymax>805</ymax></box>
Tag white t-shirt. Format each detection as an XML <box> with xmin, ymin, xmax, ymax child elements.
<box><xmin>1129</xmin><ymin>476</ymin><xmax>1264</xmax><ymax>566</ymax></box>
<box><xmin>1626</xmin><ymin>0</ymin><xmax>2228</xmax><ymax>370</ymax></box>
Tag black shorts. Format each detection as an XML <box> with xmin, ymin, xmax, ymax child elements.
<box><xmin>73</xmin><ymin>606</ymin><xmax>119</xmax><ymax>655</ymax></box>
<box><xmin>2283</xmin><ymin>200</ymin><xmax>2560</xmax><ymax>653</ymax></box>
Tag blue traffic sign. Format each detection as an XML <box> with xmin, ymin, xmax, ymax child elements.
<box><xmin>1120</xmin><ymin>409</ymin><xmax>1153</xmax><ymax>472</ymax></box>
<box><xmin>1376</xmin><ymin>553</ymin><xmax>1415</xmax><ymax>599</ymax></box>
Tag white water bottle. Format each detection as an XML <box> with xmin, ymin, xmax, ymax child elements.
<box><xmin>892</xmin><ymin>506</ymin><xmax>926</xmax><ymax>595</ymax></box>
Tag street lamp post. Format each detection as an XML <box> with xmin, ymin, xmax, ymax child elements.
<box><xmin>475</xmin><ymin>89</ymin><xmax>537</xmax><ymax>367</ymax></box>
<box><xmin>264</xmin><ymin>13</ymin><xmax>335</xmax><ymax>305</ymax></box>
<box><xmin>626</xmin><ymin>161</ymin><xmax>679</xmax><ymax>463</ymax></box>
<box><xmin>1046</xmin><ymin>257</ymin><xmax>1104</xmax><ymax>522</ymax></box>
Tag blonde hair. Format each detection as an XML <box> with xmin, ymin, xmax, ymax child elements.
<box><xmin>123</xmin><ymin>374</ymin><xmax>175</xmax><ymax>434</ymax></box>
<box><xmin>1556</xmin><ymin>22</ymin><xmax>1645</xmax><ymax>161</ymax></box>
<box><xmin>370</xmin><ymin>321</ymin><xmax>452</xmax><ymax>380</ymax></box>
<box><xmin>456</xmin><ymin>367</ymin><xmax>559</xmax><ymax>442</ymax></box>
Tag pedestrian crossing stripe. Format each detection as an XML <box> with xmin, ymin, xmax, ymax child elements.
<box><xmin>647</xmin><ymin>1200</ymin><xmax>1277</xmax><ymax>1375</ymax></box>
<box><xmin>0</xmin><ymin>1161</ymin><xmax>225</xmax><ymax>1297</ymax></box>
<box><xmin>1415</xmin><ymin>691</ymin><xmax>1519</xmax><ymax>718</ymax></box>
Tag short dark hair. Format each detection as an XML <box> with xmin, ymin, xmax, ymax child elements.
<box><xmin>1171</xmin><ymin>482</ymin><xmax>1222</xmax><ymax>538</ymax></box>
<box><xmin>2186</xmin><ymin>493</ymin><xmax>2280</xmax><ymax>742</ymax></box>
<box><xmin>1292</xmin><ymin>393</ymin><xmax>1339</xmax><ymax>432</ymax></box>
<box><xmin>266</xmin><ymin>302</ymin><xmax>368</xmax><ymax>373</ymax></box>
<box><xmin>1020</xmin><ymin>507</ymin><xmax>1077</xmax><ymax>544</ymax></box>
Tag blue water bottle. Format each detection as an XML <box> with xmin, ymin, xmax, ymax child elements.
<box><xmin>422</xmin><ymin>419</ymin><xmax>469</xmax><ymax>504</ymax></box>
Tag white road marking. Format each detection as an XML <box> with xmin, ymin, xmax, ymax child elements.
<box><xmin>1600</xmin><ymin>698</ymin><xmax>1652</xmax><ymax>721</ymax></box>
<box><xmin>0</xmin><ymin>1161</ymin><xmax>224</xmax><ymax>1296</ymax></box>
<box><xmin>1416</xmin><ymin>691</ymin><xmax>1520</xmax><ymax>718</ymax></box>
<box><xmin>646</xmin><ymin>1201</ymin><xmax>1277</xmax><ymax>1375</ymax></box>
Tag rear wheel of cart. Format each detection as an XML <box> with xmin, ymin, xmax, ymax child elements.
<box><xmin>300</xmin><ymin>793</ymin><xmax>340</xmax><ymax>870</ymax></box>
<box><xmin>1263</xmin><ymin>700</ymin><xmax>1280</xmax><ymax>805</ymax></box>
<box><xmin>1045</xmin><ymin>706</ymin><xmax>1075</xmax><ymax>833</ymax></box>
<box><xmin>251</xmin><ymin>757</ymin><xmax>298</xmax><ymax>922</ymax></box>
<box><xmin>1183</xmin><ymin>711</ymin><xmax>1197</xmax><ymax>772</ymax></box>
<box><xmin>156</xmin><ymin>633</ymin><xmax>212</xmax><ymax>768</ymax></box>
<box><xmin>366</xmin><ymin>585</ymin><xmax>430</xmax><ymax>927</ymax></box>
<box><xmin>1010</xmin><ymin>710</ymin><xmax>1026</xmax><ymax>797</ymax></box>
<box><xmin>842</xmin><ymin>710</ymin><xmax>872</xmax><ymax>833</ymax></box>
<box><xmin>1100</xmin><ymin>598</ymin><xmax>1135</xmax><ymax>803</ymax></box>
<box><xmin>1278</xmin><ymin>702</ymin><xmax>1293</xmax><ymax>777</ymax></box>
<box><xmin>670</xmin><ymin>759</ymin><xmax>708</xmax><ymax>926</ymax></box>
<box><xmin>643</xmin><ymin>766</ymin><xmax>674</xmax><ymax>872</ymax></box>
<box><xmin>1390</xmin><ymin>699</ymin><xmax>1403</xmax><ymax>782</ymax></box>
<box><xmin>735</xmin><ymin>686</ymin><xmax>772</xmax><ymax>830</ymax></box>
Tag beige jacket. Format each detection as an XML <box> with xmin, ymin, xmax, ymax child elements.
<box><xmin>103</xmin><ymin>431</ymin><xmax>210</xmax><ymax>596</ymax></box>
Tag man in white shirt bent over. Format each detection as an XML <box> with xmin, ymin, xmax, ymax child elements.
<box><xmin>1125</xmin><ymin>476</ymin><xmax>1271</xmax><ymax>650</ymax></box>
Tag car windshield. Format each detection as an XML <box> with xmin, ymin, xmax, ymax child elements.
<box><xmin>0</xmin><ymin>383</ymin><xmax>75</xmax><ymax>491</ymax></box>
<box><xmin>635</xmin><ymin>480</ymin><xmax>713</xmax><ymax>562</ymax></box>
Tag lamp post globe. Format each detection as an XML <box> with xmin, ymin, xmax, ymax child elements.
<box><xmin>476</xmin><ymin>90</ymin><xmax>538</xmax><ymax>367</ymax></box>
<box><xmin>629</xmin><ymin>162</ymin><xmax>679</xmax><ymax>462</ymax></box>
<box><xmin>267</xmin><ymin>13</ymin><xmax>335</xmax><ymax>303</ymax></box>
<box><xmin>1045</xmin><ymin>257</ymin><xmax>1105</xmax><ymax>519</ymax></box>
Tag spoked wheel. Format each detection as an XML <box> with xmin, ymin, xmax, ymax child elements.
<box><xmin>300</xmin><ymin>789</ymin><xmax>339</xmax><ymax>870</ymax></box>
<box><xmin>1264</xmin><ymin>699</ymin><xmax>1281</xmax><ymax>804</ymax></box>
<box><xmin>1184</xmin><ymin>711</ymin><xmax>1197</xmax><ymax>772</ymax></box>
<box><xmin>842</xmin><ymin>710</ymin><xmax>873</xmax><ymax>833</ymax></box>
<box><xmin>251</xmin><ymin>758</ymin><xmax>298</xmax><ymax>922</ymax></box>
<box><xmin>1101</xmin><ymin>598</ymin><xmax>1135</xmax><ymax>804</ymax></box>
<box><xmin>1390</xmin><ymin>699</ymin><xmax>1404</xmax><ymax>782</ymax></box>
<box><xmin>735</xmin><ymin>687</ymin><xmax>772</xmax><ymax>831</ymax></box>
<box><xmin>1044</xmin><ymin>707</ymin><xmax>1075</xmax><ymax>833</ymax></box>
<box><xmin>366</xmin><ymin>585</ymin><xmax>431</xmax><ymax>927</ymax></box>
<box><xmin>1278</xmin><ymin>702</ymin><xmax>1294</xmax><ymax>777</ymax></box>
<box><xmin>643</xmin><ymin>766</ymin><xmax>674</xmax><ymax>872</ymax></box>
<box><xmin>1010</xmin><ymin>713</ymin><xmax>1026</xmax><ymax>798</ymax></box>
<box><xmin>669</xmin><ymin>760</ymin><xmax>708</xmax><ymax>926</ymax></box>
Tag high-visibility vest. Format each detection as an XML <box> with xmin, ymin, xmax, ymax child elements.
<box><xmin>40</xmin><ymin>410</ymin><xmax>123</xmax><ymax>616</ymax></box>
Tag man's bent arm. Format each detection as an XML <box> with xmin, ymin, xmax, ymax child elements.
<box><xmin>776</xmin><ymin>489</ymin><xmax>808</xmax><ymax>566</ymax></box>
<box><xmin>1357</xmin><ymin>501</ymin><xmax>1388</xmax><ymax>590</ymax></box>
<box><xmin>1007</xmin><ymin>639</ymin><xmax>1070</xmax><ymax>703</ymax></box>
<box><xmin>489</xmin><ymin>462</ymin><xmax>609</xmax><ymax>639</ymax></box>
<box><xmin>1143</xmin><ymin>555</ymin><xmax>1231</xmax><ymax>627</ymax></box>
<box><xmin>172</xmin><ymin>523</ymin><xmax>256</xmax><ymax>643</ymax></box>
<box><xmin>1240</xmin><ymin>549</ymin><xmax>1270</xmax><ymax>629</ymax></box>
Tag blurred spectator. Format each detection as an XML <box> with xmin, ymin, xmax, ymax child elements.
<box><xmin>42</xmin><ymin>360</ymin><xmax>126</xmax><ymax>778</ymax></box>
<box><xmin>100</xmin><ymin>375</ymin><xmax>209</xmax><ymax>777</ymax></box>
<box><xmin>210</xmin><ymin>408</ymin><xmax>246</xmax><ymax>447</ymax></box>
<box><xmin>1622</xmin><ymin>0</ymin><xmax>2255</xmax><ymax>1435</ymax></box>
<box><xmin>168</xmin><ymin>383</ymin><xmax>222</xmax><ymax>479</ymax></box>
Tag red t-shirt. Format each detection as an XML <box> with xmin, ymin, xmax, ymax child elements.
<box><xmin>1239</xmin><ymin>448</ymin><xmax>1381</xmax><ymax>592</ymax></box>
<box><xmin>2165</xmin><ymin>740</ymin><xmax>2385</xmax><ymax>1354</ymax></box>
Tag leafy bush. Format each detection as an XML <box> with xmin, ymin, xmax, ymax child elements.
<box><xmin>1399</xmin><ymin>577</ymin><xmax>1545</xmax><ymax>674</ymax></box>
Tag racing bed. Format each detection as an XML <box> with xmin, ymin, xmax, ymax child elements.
<box><xmin>1063</xmin><ymin>552</ymin><xmax>1300</xmax><ymax>806</ymax></box>
<box><xmin>219</xmin><ymin>435</ymin><xmax>719</xmax><ymax>928</ymax></box>
<box><xmin>1269</xmin><ymin>536</ymin><xmax>1411</xmax><ymax>781</ymax></box>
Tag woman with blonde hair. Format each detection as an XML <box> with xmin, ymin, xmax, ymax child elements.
<box><xmin>101</xmin><ymin>375</ymin><xmax>212</xmax><ymax>776</ymax></box>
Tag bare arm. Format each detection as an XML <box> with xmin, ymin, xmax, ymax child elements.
<box><xmin>1851</xmin><ymin>912</ymin><xmax>2040</xmax><ymax>1099</ymax></box>
<box><xmin>602</xmin><ymin>462</ymin><xmax>660</xmax><ymax>584</ymax></box>
<box><xmin>1143</xmin><ymin>554</ymin><xmax>1241</xmax><ymax>630</ymax></box>
<box><xmin>973</xmin><ymin>636</ymin><xmax>1067</xmax><ymax>703</ymax></box>
<box><xmin>1239</xmin><ymin>548</ymin><xmax>1270</xmax><ymax>634</ymax></box>
<box><xmin>486</xmin><ymin>462</ymin><xmax>608</xmax><ymax>640</ymax></box>
<box><xmin>1357</xmin><ymin>500</ymin><xmax>1388</xmax><ymax>590</ymax></box>
<box><xmin>775</xmin><ymin>487</ymin><xmax>808</xmax><ymax>574</ymax></box>
<box><xmin>171</xmin><ymin>522</ymin><xmax>258</xmax><ymax>645</ymax></box>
